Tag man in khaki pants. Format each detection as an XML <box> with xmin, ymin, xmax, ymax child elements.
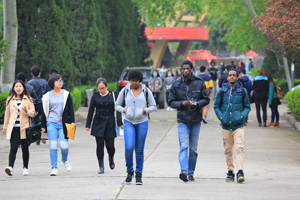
<box><xmin>214</xmin><ymin>68</ymin><xmax>251</xmax><ymax>183</ymax></box>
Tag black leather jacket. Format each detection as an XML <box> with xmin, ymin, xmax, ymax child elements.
<box><xmin>168</xmin><ymin>74</ymin><xmax>210</xmax><ymax>124</ymax></box>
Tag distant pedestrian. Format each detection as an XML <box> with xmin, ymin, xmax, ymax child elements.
<box><xmin>3</xmin><ymin>80</ymin><xmax>36</xmax><ymax>176</ymax></box>
<box><xmin>41</xmin><ymin>74</ymin><xmax>75</xmax><ymax>176</ymax></box>
<box><xmin>168</xmin><ymin>60</ymin><xmax>210</xmax><ymax>182</ymax></box>
<box><xmin>231</xmin><ymin>61</ymin><xmax>236</xmax><ymax>69</ymax></box>
<box><xmin>219</xmin><ymin>62</ymin><xmax>225</xmax><ymax>77</ymax></box>
<box><xmin>219</xmin><ymin>65</ymin><xmax>232</xmax><ymax>88</ymax></box>
<box><xmin>238</xmin><ymin>58</ymin><xmax>243</xmax><ymax>68</ymax></box>
<box><xmin>252</xmin><ymin>68</ymin><xmax>269</xmax><ymax>127</ymax></box>
<box><xmin>239</xmin><ymin>69</ymin><xmax>253</xmax><ymax>125</ymax></box>
<box><xmin>208</xmin><ymin>60</ymin><xmax>219</xmax><ymax>100</ymax></box>
<box><xmin>115</xmin><ymin>69</ymin><xmax>157</xmax><ymax>185</ymax></box>
<box><xmin>85</xmin><ymin>78</ymin><xmax>123</xmax><ymax>174</ymax></box>
<box><xmin>214</xmin><ymin>68</ymin><xmax>251</xmax><ymax>183</ymax></box>
<box><xmin>266</xmin><ymin>74</ymin><xmax>281</xmax><ymax>127</ymax></box>
<box><xmin>148</xmin><ymin>70</ymin><xmax>163</xmax><ymax>107</ymax></box>
<box><xmin>237</xmin><ymin>62</ymin><xmax>245</xmax><ymax>71</ymax></box>
<box><xmin>199</xmin><ymin>66</ymin><xmax>213</xmax><ymax>124</ymax></box>
<box><xmin>27</xmin><ymin>66</ymin><xmax>47</xmax><ymax>145</ymax></box>
<box><xmin>175</xmin><ymin>69</ymin><xmax>182</xmax><ymax>79</ymax></box>
<box><xmin>164</xmin><ymin>70</ymin><xmax>175</xmax><ymax>111</ymax></box>
<box><xmin>27</xmin><ymin>66</ymin><xmax>47</xmax><ymax>124</ymax></box>
<box><xmin>248</xmin><ymin>59</ymin><xmax>254</xmax><ymax>71</ymax></box>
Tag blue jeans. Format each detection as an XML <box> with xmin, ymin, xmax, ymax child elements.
<box><xmin>123</xmin><ymin>120</ymin><xmax>148</xmax><ymax>174</ymax></box>
<box><xmin>47</xmin><ymin>122</ymin><xmax>69</xmax><ymax>169</ymax></box>
<box><xmin>177</xmin><ymin>122</ymin><xmax>201</xmax><ymax>175</ymax></box>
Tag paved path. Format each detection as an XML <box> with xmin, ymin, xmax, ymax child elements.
<box><xmin>0</xmin><ymin>101</ymin><xmax>299</xmax><ymax>200</ymax></box>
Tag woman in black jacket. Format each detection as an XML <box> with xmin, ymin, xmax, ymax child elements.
<box><xmin>85</xmin><ymin>78</ymin><xmax>123</xmax><ymax>174</ymax></box>
<box><xmin>252</xmin><ymin>68</ymin><xmax>269</xmax><ymax>127</ymax></box>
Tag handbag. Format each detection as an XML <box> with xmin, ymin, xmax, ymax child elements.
<box><xmin>249</xmin><ymin>91</ymin><xmax>255</xmax><ymax>104</ymax></box>
<box><xmin>26</xmin><ymin>122</ymin><xmax>42</xmax><ymax>146</ymax></box>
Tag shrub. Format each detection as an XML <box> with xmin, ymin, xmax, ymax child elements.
<box><xmin>70</xmin><ymin>88</ymin><xmax>81</xmax><ymax>113</ymax></box>
<box><xmin>272</xmin><ymin>79</ymin><xmax>300</xmax><ymax>94</ymax></box>
<box><xmin>75</xmin><ymin>82</ymin><xmax>118</xmax><ymax>106</ymax></box>
<box><xmin>285</xmin><ymin>88</ymin><xmax>300</xmax><ymax>121</ymax></box>
<box><xmin>0</xmin><ymin>92</ymin><xmax>9</xmax><ymax>124</ymax></box>
<box><xmin>251</xmin><ymin>67</ymin><xmax>261</xmax><ymax>76</ymax></box>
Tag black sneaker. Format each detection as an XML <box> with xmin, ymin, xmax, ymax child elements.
<box><xmin>179</xmin><ymin>172</ymin><xmax>189</xmax><ymax>182</ymax></box>
<box><xmin>135</xmin><ymin>173</ymin><xmax>143</xmax><ymax>185</ymax></box>
<box><xmin>188</xmin><ymin>175</ymin><xmax>195</xmax><ymax>181</ymax></box>
<box><xmin>125</xmin><ymin>170</ymin><xmax>134</xmax><ymax>184</ymax></box>
<box><xmin>225</xmin><ymin>170</ymin><xmax>235</xmax><ymax>182</ymax></box>
<box><xmin>236</xmin><ymin>170</ymin><xmax>245</xmax><ymax>183</ymax></box>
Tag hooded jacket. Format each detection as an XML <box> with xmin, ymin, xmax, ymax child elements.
<box><xmin>253</xmin><ymin>75</ymin><xmax>269</xmax><ymax>100</ymax></box>
<box><xmin>214</xmin><ymin>80</ymin><xmax>251</xmax><ymax>131</ymax></box>
<box><xmin>240</xmin><ymin>75</ymin><xmax>253</xmax><ymax>96</ymax></box>
<box><xmin>168</xmin><ymin>74</ymin><xmax>210</xmax><ymax>124</ymax></box>
<box><xmin>115</xmin><ymin>84</ymin><xmax>157</xmax><ymax>125</ymax></box>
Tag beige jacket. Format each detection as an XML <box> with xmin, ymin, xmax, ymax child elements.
<box><xmin>3</xmin><ymin>95</ymin><xmax>35</xmax><ymax>140</ymax></box>
<box><xmin>148</xmin><ymin>77</ymin><xmax>163</xmax><ymax>92</ymax></box>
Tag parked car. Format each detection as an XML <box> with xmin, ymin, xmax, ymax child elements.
<box><xmin>116</xmin><ymin>66</ymin><xmax>165</xmax><ymax>109</ymax></box>
<box><xmin>291</xmin><ymin>84</ymin><xmax>300</xmax><ymax>91</ymax></box>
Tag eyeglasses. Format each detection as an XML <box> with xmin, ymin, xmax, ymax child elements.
<box><xmin>98</xmin><ymin>87</ymin><xmax>107</xmax><ymax>90</ymax></box>
<box><xmin>55</xmin><ymin>80</ymin><xmax>63</xmax><ymax>83</ymax></box>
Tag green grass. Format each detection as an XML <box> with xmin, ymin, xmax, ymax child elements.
<box><xmin>250</xmin><ymin>67</ymin><xmax>260</xmax><ymax>77</ymax></box>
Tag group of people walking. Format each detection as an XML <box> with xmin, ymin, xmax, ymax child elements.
<box><xmin>2</xmin><ymin>60</ymin><xmax>281</xmax><ymax>185</ymax></box>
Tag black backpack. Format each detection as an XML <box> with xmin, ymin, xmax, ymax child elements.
<box><xmin>121</xmin><ymin>88</ymin><xmax>150</xmax><ymax>119</ymax></box>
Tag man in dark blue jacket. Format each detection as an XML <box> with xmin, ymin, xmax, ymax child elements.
<box><xmin>168</xmin><ymin>60</ymin><xmax>210</xmax><ymax>182</ymax></box>
<box><xmin>239</xmin><ymin>69</ymin><xmax>252</xmax><ymax>125</ymax></box>
<box><xmin>214</xmin><ymin>68</ymin><xmax>251</xmax><ymax>183</ymax></box>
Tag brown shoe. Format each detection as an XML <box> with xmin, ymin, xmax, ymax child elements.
<box><xmin>244</xmin><ymin>123</ymin><xmax>247</xmax><ymax>126</ymax></box>
<box><xmin>274</xmin><ymin>122</ymin><xmax>280</xmax><ymax>127</ymax></box>
<box><xmin>268</xmin><ymin>122</ymin><xmax>275</xmax><ymax>127</ymax></box>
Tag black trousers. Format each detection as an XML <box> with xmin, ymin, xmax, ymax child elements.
<box><xmin>152</xmin><ymin>92</ymin><xmax>160</xmax><ymax>105</ymax></box>
<box><xmin>270</xmin><ymin>105</ymin><xmax>279</xmax><ymax>123</ymax></box>
<box><xmin>255</xmin><ymin>98</ymin><xmax>267</xmax><ymax>124</ymax></box>
<box><xmin>95</xmin><ymin>137</ymin><xmax>115</xmax><ymax>166</ymax></box>
<box><xmin>9</xmin><ymin>128</ymin><xmax>29</xmax><ymax>168</ymax></box>
<box><xmin>166</xmin><ymin>91</ymin><xmax>169</xmax><ymax>104</ymax></box>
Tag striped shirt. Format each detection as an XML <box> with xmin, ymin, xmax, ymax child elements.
<box><xmin>13</xmin><ymin>99</ymin><xmax>22</xmax><ymax>129</ymax></box>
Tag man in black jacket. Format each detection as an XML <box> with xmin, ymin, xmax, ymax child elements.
<box><xmin>168</xmin><ymin>60</ymin><xmax>210</xmax><ymax>182</ymax></box>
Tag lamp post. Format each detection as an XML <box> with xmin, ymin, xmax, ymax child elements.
<box><xmin>291</xmin><ymin>61</ymin><xmax>295</xmax><ymax>89</ymax></box>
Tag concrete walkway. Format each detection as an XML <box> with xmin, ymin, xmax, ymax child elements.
<box><xmin>0</xmin><ymin>101</ymin><xmax>299</xmax><ymax>200</ymax></box>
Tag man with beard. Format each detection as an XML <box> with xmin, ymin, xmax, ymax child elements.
<box><xmin>214</xmin><ymin>68</ymin><xmax>251</xmax><ymax>183</ymax></box>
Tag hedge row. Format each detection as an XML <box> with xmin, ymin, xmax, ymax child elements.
<box><xmin>75</xmin><ymin>82</ymin><xmax>117</xmax><ymax>106</ymax></box>
<box><xmin>285</xmin><ymin>88</ymin><xmax>300</xmax><ymax>121</ymax></box>
<box><xmin>0</xmin><ymin>82</ymin><xmax>118</xmax><ymax>123</ymax></box>
<box><xmin>273</xmin><ymin>79</ymin><xmax>300</xmax><ymax>94</ymax></box>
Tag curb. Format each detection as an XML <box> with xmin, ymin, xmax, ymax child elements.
<box><xmin>283</xmin><ymin>112</ymin><xmax>300</xmax><ymax>131</ymax></box>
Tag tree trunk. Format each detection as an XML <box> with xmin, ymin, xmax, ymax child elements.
<box><xmin>244</xmin><ymin>0</ymin><xmax>257</xmax><ymax>24</ymax></box>
<box><xmin>1</xmin><ymin>0</ymin><xmax>18</xmax><ymax>92</ymax></box>
<box><xmin>282</xmin><ymin>57</ymin><xmax>292</xmax><ymax>91</ymax></box>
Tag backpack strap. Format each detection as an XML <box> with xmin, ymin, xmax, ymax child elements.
<box><xmin>220</xmin><ymin>87</ymin><xmax>245</xmax><ymax>108</ymax></box>
<box><xmin>143</xmin><ymin>88</ymin><xmax>150</xmax><ymax>119</ymax></box>
<box><xmin>121</xmin><ymin>88</ymin><xmax>128</xmax><ymax>107</ymax></box>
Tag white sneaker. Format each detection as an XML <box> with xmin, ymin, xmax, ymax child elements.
<box><xmin>170</xmin><ymin>108</ymin><xmax>174</xmax><ymax>111</ymax></box>
<box><xmin>5</xmin><ymin>167</ymin><xmax>13</xmax><ymax>176</ymax></box>
<box><xmin>23</xmin><ymin>168</ymin><xmax>29</xmax><ymax>176</ymax></box>
<box><xmin>167</xmin><ymin>106</ymin><xmax>170</xmax><ymax>111</ymax></box>
<box><xmin>50</xmin><ymin>168</ymin><xmax>59</xmax><ymax>176</ymax></box>
<box><xmin>63</xmin><ymin>161</ymin><xmax>72</xmax><ymax>172</ymax></box>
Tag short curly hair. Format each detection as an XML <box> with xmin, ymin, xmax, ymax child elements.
<box><xmin>128</xmin><ymin>69</ymin><xmax>143</xmax><ymax>82</ymax></box>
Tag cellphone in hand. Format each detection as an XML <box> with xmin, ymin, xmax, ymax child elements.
<box><xmin>190</xmin><ymin>101</ymin><xmax>196</xmax><ymax>105</ymax></box>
